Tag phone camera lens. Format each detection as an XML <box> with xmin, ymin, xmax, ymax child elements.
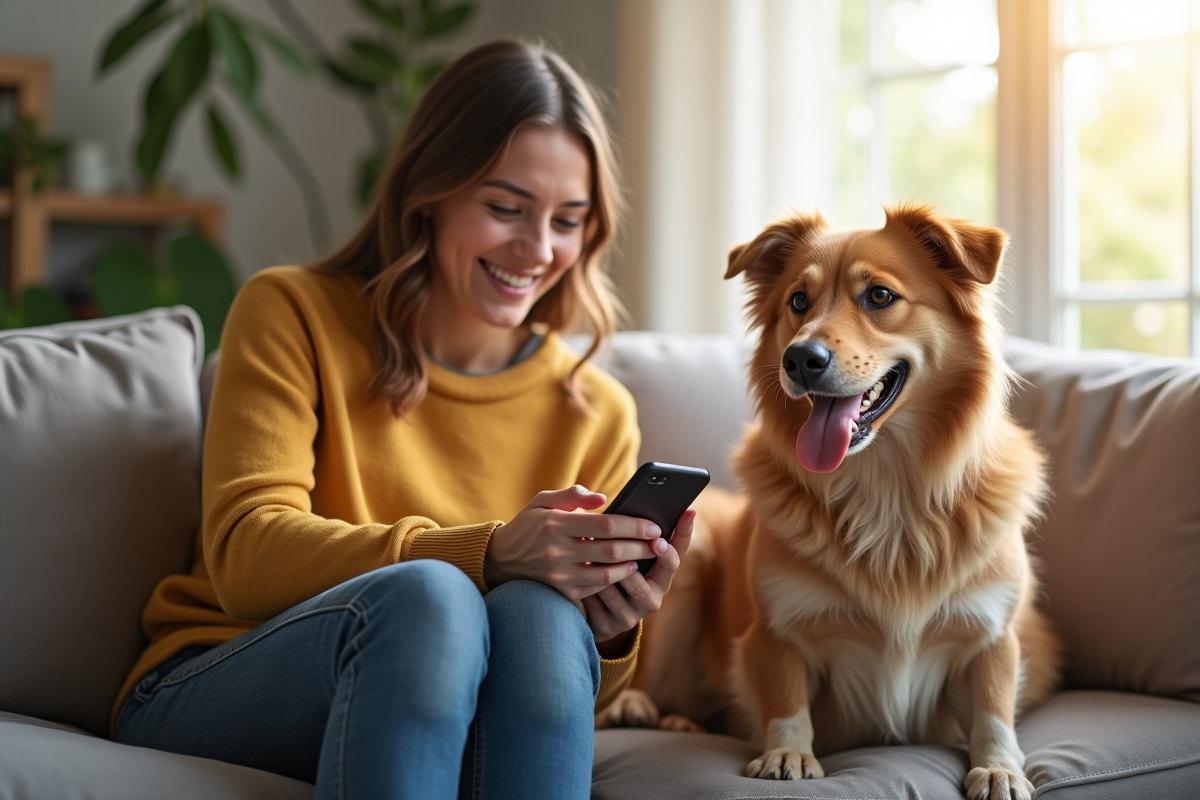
<box><xmin>648</xmin><ymin>474</ymin><xmax>667</xmax><ymax>485</ymax></box>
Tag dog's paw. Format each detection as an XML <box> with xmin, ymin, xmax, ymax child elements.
<box><xmin>965</xmin><ymin>765</ymin><xmax>1034</xmax><ymax>800</ymax></box>
<box><xmin>595</xmin><ymin>688</ymin><xmax>660</xmax><ymax>729</ymax></box>
<box><xmin>659</xmin><ymin>714</ymin><xmax>705</xmax><ymax>732</ymax></box>
<box><xmin>745</xmin><ymin>749</ymin><xmax>824</xmax><ymax>780</ymax></box>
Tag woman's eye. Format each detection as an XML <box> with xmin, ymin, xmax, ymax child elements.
<box><xmin>790</xmin><ymin>291</ymin><xmax>809</xmax><ymax>314</ymax></box>
<box><xmin>867</xmin><ymin>286</ymin><xmax>895</xmax><ymax>307</ymax></box>
<box><xmin>487</xmin><ymin>203</ymin><xmax>520</xmax><ymax>216</ymax></box>
<box><xmin>554</xmin><ymin>217</ymin><xmax>582</xmax><ymax>230</ymax></box>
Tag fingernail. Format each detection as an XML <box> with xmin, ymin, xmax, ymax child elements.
<box><xmin>629</xmin><ymin>563</ymin><xmax>639</xmax><ymax>574</ymax></box>
<box><xmin>653</xmin><ymin>537</ymin><xmax>669</xmax><ymax>554</ymax></box>
<box><xmin>647</xmin><ymin>524</ymin><xmax>662</xmax><ymax>537</ymax></box>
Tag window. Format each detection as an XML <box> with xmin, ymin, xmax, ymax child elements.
<box><xmin>832</xmin><ymin>0</ymin><xmax>999</xmax><ymax>229</ymax></box>
<box><xmin>827</xmin><ymin>0</ymin><xmax>1200</xmax><ymax>356</ymax></box>
<box><xmin>1056</xmin><ymin>0</ymin><xmax>1196</xmax><ymax>355</ymax></box>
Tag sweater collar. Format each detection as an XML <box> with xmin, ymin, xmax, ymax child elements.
<box><xmin>425</xmin><ymin>331</ymin><xmax>572</xmax><ymax>402</ymax></box>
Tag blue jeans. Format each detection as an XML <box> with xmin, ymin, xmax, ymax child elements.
<box><xmin>114</xmin><ymin>560</ymin><xmax>601</xmax><ymax>800</ymax></box>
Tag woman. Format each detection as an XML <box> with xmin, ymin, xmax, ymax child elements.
<box><xmin>112</xmin><ymin>40</ymin><xmax>693</xmax><ymax>800</ymax></box>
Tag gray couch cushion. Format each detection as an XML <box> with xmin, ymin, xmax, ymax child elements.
<box><xmin>1021</xmin><ymin>691</ymin><xmax>1200</xmax><ymax>799</ymax></box>
<box><xmin>1007</xmin><ymin>338</ymin><xmax>1200</xmax><ymax>701</ymax></box>
<box><xmin>594</xmin><ymin>728</ymin><xmax>970</xmax><ymax>800</ymax></box>
<box><xmin>0</xmin><ymin>308</ymin><xmax>204</xmax><ymax>736</ymax></box>
<box><xmin>0</xmin><ymin>712</ymin><xmax>311</xmax><ymax>800</ymax></box>
<box><xmin>581</xmin><ymin>332</ymin><xmax>754</xmax><ymax>491</ymax></box>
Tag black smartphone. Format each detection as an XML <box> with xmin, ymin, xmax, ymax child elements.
<box><xmin>604</xmin><ymin>461</ymin><xmax>710</xmax><ymax>575</ymax></box>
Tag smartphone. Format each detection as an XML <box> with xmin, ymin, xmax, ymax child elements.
<box><xmin>604</xmin><ymin>461</ymin><xmax>710</xmax><ymax>575</ymax></box>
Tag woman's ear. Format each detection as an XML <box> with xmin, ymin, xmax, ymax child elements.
<box><xmin>725</xmin><ymin>212</ymin><xmax>829</xmax><ymax>286</ymax></box>
<box><xmin>884</xmin><ymin>203</ymin><xmax>1007</xmax><ymax>286</ymax></box>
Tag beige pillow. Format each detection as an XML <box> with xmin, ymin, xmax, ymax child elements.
<box><xmin>1008</xmin><ymin>337</ymin><xmax>1200</xmax><ymax>702</ymax></box>
<box><xmin>0</xmin><ymin>307</ymin><xmax>204</xmax><ymax>736</ymax></box>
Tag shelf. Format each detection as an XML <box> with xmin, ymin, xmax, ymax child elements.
<box><xmin>0</xmin><ymin>189</ymin><xmax>223</xmax><ymax>241</ymax></box>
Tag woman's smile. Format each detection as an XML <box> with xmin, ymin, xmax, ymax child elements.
<box><xmin>480</xmin><ymin>258</ymin><xmax>541</xmax><ymax>294</ymax></box>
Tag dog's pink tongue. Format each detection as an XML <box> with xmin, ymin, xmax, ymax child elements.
<box><xmin>797</xmin><ymin>394</ymin><xmax>861</xmax><ymax>473</ymax></box>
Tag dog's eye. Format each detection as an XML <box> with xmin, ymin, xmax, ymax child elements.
<box><xmin>867</xmin><ymin>287</ymin><xmax>895</xmax><ymax>307</ymax></box>
<box><xmin>790</xmin><ymin>292</ymin><xmax>810</xmax><ymax>314</ymax></box>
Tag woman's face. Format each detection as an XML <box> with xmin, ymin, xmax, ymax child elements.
<box><xmin>428</xmin><ymin>126</ymin><xmax>593</xmax><ymax>331</ymax></box>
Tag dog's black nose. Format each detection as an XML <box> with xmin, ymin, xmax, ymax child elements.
<box><xmin>783</xmin><ymin>341</ymin><xmax>831</xmax><ymax>387</ymax></box>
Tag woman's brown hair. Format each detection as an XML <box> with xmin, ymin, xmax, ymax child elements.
<box><xmin>313</xmin><ymin>39</ymin><xmax>626</xmax><ymax>416</ymax></box>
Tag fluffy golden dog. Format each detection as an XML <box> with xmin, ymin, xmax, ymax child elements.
<box><xmin>601</xmin><ymin>205</ymin><xmax>1062</xmax><ymax>800</ymax></box>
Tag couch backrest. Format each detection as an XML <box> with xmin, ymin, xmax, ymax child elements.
<box><xmin>0</xmin><ymin>308</ymin><xmax>203</xmax><ymax>736</ymax></box>
<box><xmin>1007</xmin><ymin>337</ymin><xmax>1200</xmax><ymax>702</ymax></box>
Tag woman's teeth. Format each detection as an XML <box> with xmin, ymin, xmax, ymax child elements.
<box><xmin>858</xmin><ymin>380</ymin><xmax>885</xmax><ymax>413</ymax></box>
<box><xmin>483</xmin><ymin>261</ymin><xmax>534</xmax><ymax>288</ymax></box>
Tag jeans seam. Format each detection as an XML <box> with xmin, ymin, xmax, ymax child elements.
<box><xmin>153</xmin><ymin>600</ymin><xmax>368</xmax><ymax>692</ymax></box>
<box><xmin>335</xmin><ymin>660</ymin><xmax>358</xmax><ymax>800</ymax></box>
<box><xmin>472</xmin><ymin>716</ymin><xmax>484</xmax><ymax>800</ymax></box>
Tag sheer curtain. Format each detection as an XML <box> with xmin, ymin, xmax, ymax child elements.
<box><xmin>614</xmin><ymin>0</ymin><xmax>837</xmax><ymax>335</ymax></box>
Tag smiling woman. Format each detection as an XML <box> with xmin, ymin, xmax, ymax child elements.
<box><xmin>108</xmin><ymin>39</ymin><xmax>698</xmax><ymax>800</ymax></box>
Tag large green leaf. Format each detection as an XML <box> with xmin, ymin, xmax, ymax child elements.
<box><xmin>208</xmin><ymin>8</ymin><xmax>257</xmax><ymax>99</ymax></box>
<box><xmin>94</xmin><ymin>243</ymin><xmax>166</xmax><ymax>316</ymax></box>
<box><xmin>205</xmin><ymin>102</ymin><xmax>240</xmax><ymax>181</ymax></box>
<box><xmin>349</xmin><ymin>38</ymin><xmax>401</xmax><ymax>76</ymax></box>
<box><xmin>135</xmin><ymin>68</ymin><xmax>181</xmax><ymax>183</ymax></box>
<box><xmin>421</xmin><ymin>3</ymin><xmax>474</xmax><ymax>39</ymax></box>
<box><xmin>21</xmin><ymin>286</ymin><xmax>73</xmax><ymax>327</ymax></box>
<box><xmin>163</xmin><ymin>21</ymin><xmax>211</xmax><ymax>109</ymax></box>
<box><xmin>169</xmin><ymin>234</ymin><xmax>238</xmax><ymax>355</ymax></box>
<box><xmin>324</xmin><ymin>57</ymin><xmax>381</xmax><ymax>94</ymax></box>
<box><xmin>97</xmin><ymin>0</ymin><xmax>176</xmax><ymax>74</ymax></box>
<box><xmin>254</xmin><ymin>24</ymin><xmax>313</xmax><ymax>77</ymax></box>
<box><xmin>356</xmin><ymin>0</ymin><xmax>405</xmax><ymax>33</ymax></box>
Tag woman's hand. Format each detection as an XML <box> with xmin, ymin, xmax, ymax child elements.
<box><xmin>484</xmin><ymin>485</ymin><xmax>664</xmax><ymax>601</ymax></box>
<box><xmin>583</xmin><ymin>509</ymin><xmax>695</xmax><ymax>652</ymax></box>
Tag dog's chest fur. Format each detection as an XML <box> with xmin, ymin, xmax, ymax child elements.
<box><xmin>754</xmin><ymin>566</ymin><xmax>1019</xmax><ymax>750</ymax></box>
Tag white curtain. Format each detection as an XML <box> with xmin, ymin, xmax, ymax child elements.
<box><xmin>614</xmin><ymin>0</ymin><xmax>838</xmax><ymax>335</ymax></box>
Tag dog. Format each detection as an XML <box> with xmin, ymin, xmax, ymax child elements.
<box><xmin>600</xmin><ymin>205</ymin><xmax>1062</xmax><ymax>800</ymax></box>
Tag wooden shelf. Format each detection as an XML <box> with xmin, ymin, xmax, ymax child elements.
<box><xmin>0</xmin><ymin>189</ymin><xmax>223</xmax><ymax>242</ymax></box>
<box><xmin>2</xmin><ymin>54</ymin><xmax>225</xmax><ymax>298</ymax></box>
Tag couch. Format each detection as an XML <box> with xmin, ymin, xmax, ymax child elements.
<box><xmin>1</xmin><ymin>306</ymin><xmax>1198</xmax><ymax>799</ymax></box>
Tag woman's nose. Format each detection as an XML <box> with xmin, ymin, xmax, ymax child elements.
<box><xmin>514</xmin><ymin>221</ymin><xmax>553</xmax><ymax>266</ymax></box>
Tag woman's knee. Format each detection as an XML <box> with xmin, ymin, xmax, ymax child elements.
<box><xmin>484</xmin><ymin>580</ymin><xmax>599</xmax><ymax>703</ymax></box>
<box><xmin>354</xmin><ymin>560</ymin><xmax>488</xmax><ymax>652</ymax></box>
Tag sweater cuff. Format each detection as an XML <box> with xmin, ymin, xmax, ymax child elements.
<box><xmin>400</xmin><ymin>520</ymin><xmax>502</xmax><ymax>594</ymax></box>
<box><xmin>595</xmin><ymin>620</ymin><xmax>643</xmax><ymax>713</ymax></box>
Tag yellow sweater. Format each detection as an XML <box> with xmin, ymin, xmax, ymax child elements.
<box><xmin>113</xmin><ymin>266</ymin><xmax>642</xmax><ymax>732</ymax></box>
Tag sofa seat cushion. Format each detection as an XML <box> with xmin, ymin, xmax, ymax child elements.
<box><xmin>594</xmin><ymin>691</ymin><xmax>1200</xmax><ymax>800</ymax></box>
<box><xmin>593</xmin><ymin>728</ymin><xmax>971</xmax><ymax>800</ymax></box>
<box><xmin>1021</xmin><ymin>691</ymin><xmax>1200</xmax><ymax>799</ymax></box>
<box><xmin>0</xmin><ymin>712</ymin><xmax>312</xmax><ymax>800</ymax></box>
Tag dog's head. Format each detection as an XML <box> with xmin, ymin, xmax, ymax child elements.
<box><xmin>727</xmin><ymin>204</ymin><xmax>1008</xmax><ymax>475</ymax></box>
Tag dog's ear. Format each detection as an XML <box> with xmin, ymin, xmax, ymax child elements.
<box><xmin>725</xmin><ymin>212</ymin><xmax>828</xmax><ymax>284</ymax></box>
<box><xmin>884</xmin><ymin>204</ymin><xmax>1007</xmax><ymax>285</ymax></box>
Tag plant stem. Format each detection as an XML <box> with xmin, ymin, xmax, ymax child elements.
<box><xmin>269</xmin><ymin>119</ymin><xmax>332</xmax><ymax>254</ymax></box>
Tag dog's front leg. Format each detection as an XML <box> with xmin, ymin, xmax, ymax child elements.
<box><xmin>953</xmin><ymin>627</ymin><xmax>1033</xmax><ymax>800</ymax></box>
<box><xmin>738</xmin><ymin>620</ymin><xmax>823</xmax><ymax>780</ymax></box>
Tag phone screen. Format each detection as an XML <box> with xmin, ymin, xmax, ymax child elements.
<box><xmin>604</xmin><ymin>462</ymin><xmax>710</xmax><ymax>575</ymax></box>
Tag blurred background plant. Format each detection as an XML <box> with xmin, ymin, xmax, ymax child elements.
<box><xmin>92</xmin><ymin>234</ymin><xmax>238</xmax><ymax>355</ymax></box>
<box><xmin>0</xmin><ymin>285</ymin><xmax>72</xmax><ymax>330</ymax></box>
<box><xmin>0</xmin><ymin>115</ymin><xmax>70</xmax><ymax>195</ymax></box>
<box><xmin>272</xmin><ymin>0</ymin><xmax>477</xmax><ymax>206</ymax></box>
<box><xmin>96</xmin><ymin>0</ymin><xmax>476</xmax><ymax>254</ymax></box>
